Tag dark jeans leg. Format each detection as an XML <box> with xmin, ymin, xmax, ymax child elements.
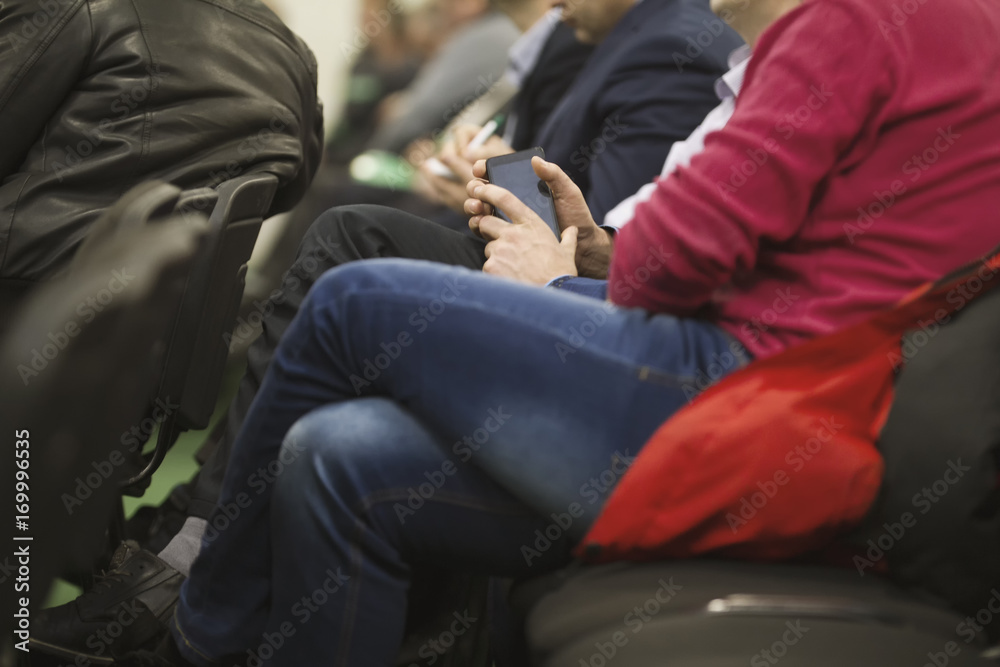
<box><xmin>172</xmin><ymin>259</ymin><xmax>748</xmax><ymax>664</ymax></box>
<box><xmin>185</xmin><ymin>205</ymin><xmax>486</xmax><ymax>519</ymax></box>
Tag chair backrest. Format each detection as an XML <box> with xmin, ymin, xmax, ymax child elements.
<box><xmin>0</xmin><ymin>212</ymin><xmax>207</xmax><ymax>615</ymax></box>
<box><xmin>163</xmin><ymin>172</ymin><xmax>278</xmax><ymax>431</ymax></box>
<box><xmin>174</xmin><ymin>186</ymin><xmax>219</xmax><ymax>221</ymax></box>
<box><xmin>855</xmin><ymin>284</ymin><xmax>1000</xmax><ymax>643</ymax></box>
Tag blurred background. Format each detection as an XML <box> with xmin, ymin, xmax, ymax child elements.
<box><xmin>264</xmin><ymin>0</ymin><xmax>361</xmax><ymax>135</ymax></box>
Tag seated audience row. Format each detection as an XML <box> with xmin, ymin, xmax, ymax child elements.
<box><xmin>14</xmin><ymin>0</ymin><xmax>1000</xmax><ymax>663</ymax></box>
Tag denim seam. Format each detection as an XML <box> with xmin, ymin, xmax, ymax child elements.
<box><xmin>172</xmin><ymin>610</ymin><xmax>220</xmax><ymax>666</ymax></box>
<box><xmin>335</xmin><ymin>520</ymin><xmax>366</xmax><ymax>667</ymax></box>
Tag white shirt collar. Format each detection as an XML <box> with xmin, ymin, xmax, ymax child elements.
<box><xmin>715</xmin><ymin>44</ymin><xmax>753</xmax><ymax>100</ymax></box>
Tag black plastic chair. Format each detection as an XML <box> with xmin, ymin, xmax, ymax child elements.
<box><xmin>0</xmin><ymin>201</ymin><xmax>208</xmax><ymax>642</ymax></box>
<box><xmin>513</xmin><ymin>561</ymin><xmax>999</xmax><ymax>666</ymax></box>
<box><xmin>121</xmin><ymin>172</ymin><xmax>278</xmax><ymax>490</ymax></box>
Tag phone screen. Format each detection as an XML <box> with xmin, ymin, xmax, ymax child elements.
<box><xmin>486</xmin><ymin>149</ymin><xmax>559</xmax><ymax>236</ymax></box>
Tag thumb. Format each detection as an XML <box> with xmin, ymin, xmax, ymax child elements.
<box><xmin>533</xmin><ymin>157</ymin><xmax>576</xmax><ymax>198</ymax></box>
<box><xmin>560</xmin><ymin>224</ymin><xmax>579</xmax><ymax>253</ymax></box>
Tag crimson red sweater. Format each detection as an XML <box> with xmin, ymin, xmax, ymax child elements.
<box><xmin>609</xmin><ymin>0</ymin><xmax>1000</xmax><ymax>358</ymax></box>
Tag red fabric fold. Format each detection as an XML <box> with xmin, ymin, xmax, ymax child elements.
<box><xmin>579</xmin><ymin>251</ymin><xmax>1000</xmax><ymax>563</ymax></box>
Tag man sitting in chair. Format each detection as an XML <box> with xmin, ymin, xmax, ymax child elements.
<box><xmin>117</xmin><ymin>0</ymin><xmax>1000</xmax><ymax>664</ymax></box>
<box><xmin>0</xmin><ymin>0</ymin><xmax>323</xmax><ymax>332</ymax></box>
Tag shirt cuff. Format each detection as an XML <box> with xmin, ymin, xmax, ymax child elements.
<box><xmin>546</xmin><ymin>276</ymin><xmax>609</xmax><ymax>301</ymax></box>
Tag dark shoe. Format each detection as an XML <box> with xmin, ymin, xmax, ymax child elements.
<box><xmin>30</xmin><ymin>541</ymin><xmax>184</xmax><ymax>665</ymax></box>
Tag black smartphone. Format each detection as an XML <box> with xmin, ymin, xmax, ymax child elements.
<box><xmin>484</xmin><ymin>147</ymin><xmax>559</xmax><ymax>236</ymax></box>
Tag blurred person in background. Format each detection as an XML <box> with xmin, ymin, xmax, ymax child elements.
<box><xmin>323</xmin><ymin>0</ymin><xmax>426</xmax><ymax>166</ymax></box>
<box><xmin>366</xmin><ymin>0</ymin><xmax>521</xmax><ymax>153</ymax></box>
<box><xmin>405</xmin><ymin>4</ymin><xmax>594</xmax><ymax>226</ymax></box>
<box><xmin>259</xmin><ymin>0</ymin><xmax>523</xmax><ymax>277</ymax></box>
<box><xmin>0</xmin><ymin>0</ymin><xmax>323</xmax><ymax>338</ymax></box>
<box><xmin>268</xmin><ymin>0</ymin><xmax>593</xmax><ymax>280</ymax></box>
<box><xmin>286</xmin><ymin>0</ymin><xmax>738</xmax><ymax>241</ymax></box>
<box><xmin>416</xmin><ymin>0</ymin><xmax>742</xmax><ymax>222</ymax></box>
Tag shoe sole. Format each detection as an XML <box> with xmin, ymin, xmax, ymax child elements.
<box><xmin>27</xmin><ymin>638</ymin><xmax>115</xmax><ymax>665</ymax></box>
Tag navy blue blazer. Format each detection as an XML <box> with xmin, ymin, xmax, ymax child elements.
<box><xmin>534</xmin><ymin>0</ymin><xmax>743</xmax><ymax>223</ymax></box>
<box><xmin>509</xmin><ymin>23</ymin><xmax>594</xmax><ymax>151</ymax></box>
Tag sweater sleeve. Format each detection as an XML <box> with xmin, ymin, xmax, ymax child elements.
<box><xmin>607</xmin><ymin>0</ymin><xmax>898</xmax><ymax>314</ymax></box>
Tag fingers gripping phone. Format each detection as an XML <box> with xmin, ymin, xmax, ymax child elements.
<box><xmin>485</xmin><ymin>147</ymin><xmax>560</xmax><ymax>237</ymax></box>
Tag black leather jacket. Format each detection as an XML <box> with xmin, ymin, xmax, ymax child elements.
<box><xmin>0</xmin><ymin>0</ymin><xmax>323</xmax><ymax>287</ymax></box>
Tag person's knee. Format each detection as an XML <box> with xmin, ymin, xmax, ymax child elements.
<box><xmin>285</xmin><ymin>203</ymin><xmax>398</xmax><ymax>287</ymax></box>
<box><xmin>304</xmin><ymin>204</ymin><xmax>391</xmax><ymax>258</ymax></box>
<box><xmin>276</xmin><ymin>399</ymin><xmax>411</xmax><ymax>495</ymax></box>
<box><xmin>289</xmin><ymin>208</ymin><xmax>356</xmax><ymax>281</ymax></box>
<box><xmin>278</xmin><ymin>404</ymin><xmax>351</xmax><ymax>476</ymax></box>
<box><xmin>307</xmin><ymin>254</ymin><xmax>410</xmax><ymax>304</ymax></box>
<box><xmin>303</xmin><ymin>205</ymin><xmax>351</xmax><ymax>249</ymax></box>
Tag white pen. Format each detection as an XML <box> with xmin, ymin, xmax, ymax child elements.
<box><xmin>424</xmin><ymin>118</ymin><xmax>503</xmax><ymax>181</ymax></box>
<box><xmin>465</xmin><ymin>118</ymin><xmax>500</xmax><ymax>153</ymax></box>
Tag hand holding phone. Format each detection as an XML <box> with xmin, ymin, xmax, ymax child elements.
<box><xmin>484</xmin><ymin>147</ymin><xmax>559</xmax><ymax>236</ymax></box>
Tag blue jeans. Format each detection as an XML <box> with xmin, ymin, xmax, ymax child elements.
<box><xmin>172</xmin><ymin>259</ymin><xmax>749</xmax><ymax>666</ymax></box>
